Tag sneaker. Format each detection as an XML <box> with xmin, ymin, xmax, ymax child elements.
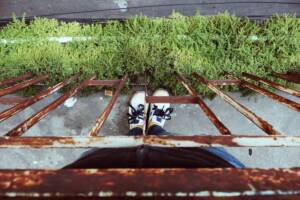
<box><xmin>128</xmin><ymin>91</ymin><xmax>147</xmax><ymax>130</ymax></box>
<box><xmin>148</xmin><ymin>89</ymin><xmax>173</xmax><ymax>129</ymax></box>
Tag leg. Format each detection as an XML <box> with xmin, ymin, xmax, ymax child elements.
<box><xmin>147</xmin><ymin>89</ymin><xmax>173</xmax><ymax>135</ymax></box>
<box><xmin>127</xmin><ymin>91</ymin><xmax>147</xmax><ymax>135</ymax></box>
<box><xmin>128</xmin><ymin>127</ymin><xmax>143</xmax><ymax>136</ymax></box>
<box><xmin>147</xmin><ymin>125</ymin><xmax>168</xmax><ymax>135</ymax></box>
<box><xmin>146</xmin><ymin>89</ymin><xmax>243</xmax><ymax>167</ymax></box>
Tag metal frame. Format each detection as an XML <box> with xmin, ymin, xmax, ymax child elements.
<box><xmin>0</xmin><ymin>73</ymin><xmax>128</xmax><ymax>136</ymax></box>
<box><xmin>146</xmin><ymin>72</ymin><xmax>231</xmax><ymax>135</ymax></box>
<box><xmin>0</xmin><ymin>71</ymin><xmax>299</xmax><ymax>199</ymax></box>
<box><xmin>1</xmin><ymin>168</ymin><xmax>300</xmax><ymax>199</ymax></box>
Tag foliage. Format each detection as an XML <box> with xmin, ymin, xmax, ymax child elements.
<box><xmin>0</xmin><ymin>13</ymin><xmax>299</xmax><ymax>95</ymax></box>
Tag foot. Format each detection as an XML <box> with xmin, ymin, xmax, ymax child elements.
<box><xmin>128</xmin><ymin>91</ymin><xmax>147</xmax><ymax>130</ymax></box>
<box><xmin>148</xmin><ymin>89</ymin><xmax>173</xmax><ymax>129</ymax></box>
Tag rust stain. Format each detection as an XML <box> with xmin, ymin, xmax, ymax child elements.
<box><xmin>0</xmin><ymin>96</ymin><xmax>28</xmax><ymax>105</ymax></box>
<box><xmin>0</xmin><ymin>75</ymin><xmax>48</xmax><ymax>98</ymax></box>
<box><xmin>145</xmin><ymin>96</ymin><xmax>199</xmax><ymax>104</ymax></box>
<box><xmin>2</xmin><ymin>136</ymin><xmax>300</xmax><ymax>148</ymax></box>
<box><xmin>193</xmin><ymin>72</ymin><xmax>281</xmax><ymax>135</ymax></box>
<box><xmin>176</xmin><ymin>72</ymin><xmax>231</xmax><ymax>135</ymax></box>
<box><xmin>4</xmin><ymin>75</ymin><xmax>95</xmax><ymax>137</ymax></box>
<box><xmin>88</xmin><ymin>80</ymin><xmax>121</xmax><ymax>87</ymax></box>
<box><xmin>273</xmin><ymin>72</ymin><xmax>300</xmax><ymax>84</ymax></box>
<box><xmin>208</xmin><ymin>79</ymin><xmax>241</xmax><ymax>86</ymax></box>
<box><xmin>145</xmin><ymin>135</ymin><xmax>238</xmax><ymax>147</ymax></box>
<box><xmin>243</xmin><ymin>79</ymin><xmax>300</xmax><ymax>112</ymax></box>
<box><xmin>242</xmin><ymin>72</ymin><xmax>300</xmax><ymax>98</ymax></box>
<box><xmin>0</xmin><ymin>168</ymin><xmax>300</xmax><ymax>198</ymax></box>
<box><xmin>0</xmin><ymin>137</ymin><xmax>78</xmax><ymax>148</ymax></box>
<box><xmin>0</xmin><ymin>74</ymin><xmax>79</xmax><ymax>122</ymax></box>
<box><xmin>0</xmin><ymin>73</ymin><xmax>32</xmax><ymax>87</ymax></box>
<box><xmin>89</xmin><ymin>74</ymin><xmax>128</xmax><ymax>136</ymax></box>
<box><xmin>225</xmin><ymin>72</ymin><xmax>300</xmax><ymax>112</ymax></box>
<box><xmin>144</xmin><ymin>136</ymin><xmax>177</xmax><ymax>147</ymax></box>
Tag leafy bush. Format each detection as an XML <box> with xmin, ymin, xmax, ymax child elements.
<box><xmin>0</xmin><ymin>13</ymin><xmax>299</xmax><ymax>95</ymax></box>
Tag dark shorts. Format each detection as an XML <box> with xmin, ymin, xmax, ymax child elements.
<box><xmin>64</xmin><ymin>145</ymin><xmax>245</xmax><ymax>169</ymax></box>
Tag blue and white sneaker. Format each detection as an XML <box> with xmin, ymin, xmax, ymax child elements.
<box><xmin>128</xmin><ymin>91</ymin><xmax>148</xmax><ymax>130</ymax></box>
<box><xmin>148</xmin><ymin>89</ymin><xmax>173</xmax><ymax>129</ymax></box>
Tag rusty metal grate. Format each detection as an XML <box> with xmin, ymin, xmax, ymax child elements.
<box><xmin>0</xmin><ymin>73</ymin><xmax>128</xmax><ymax>136</ymax></box>
<box><xmin>0</xmin><ymin>71</ymin><xmax>299</xmax><ymax>199</ymax></box>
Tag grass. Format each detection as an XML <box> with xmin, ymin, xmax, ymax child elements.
<box><xmin>0</xmin><ymin>12</ymin><xmax>299</xmax><ymax>96</ymax></box>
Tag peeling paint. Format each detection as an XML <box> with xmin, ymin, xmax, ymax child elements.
<box><xmin>126</xmin><ymin>191</ymin><xmax>137</xmax><ymax>197</ymax></box>
<box><xmin>2</xmin><ymin>136</ymin><xmax>300</xmax><ymax>148</ymax></box>
<box><xmin>98</xmin><ymin>191</ymin><xmax>113</xmax><ymax>197</ymax></box>
<box><xmin>1</xmin><ymin>168</ymin><xmax>300</xmax><ymax>198</ymax></box>
<box><xmin>195</xmin><ymin>191</ymin><xmax>210</xmax><ymax>197</ymax></box>
<box><xmin>4</xmin><ymin>190</ymin><xmax>300</xmax><ymax>198</ymax></box>
<box><xmin>234</xmin><ymin>137</ymin><xmax>300</xmax><ymax>147</ymax></box>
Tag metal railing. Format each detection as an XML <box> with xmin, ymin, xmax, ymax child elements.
<box><xmin>0</xmin><ymin>70</ymin><xmax>299</xmax><ymax>199</ymax></box>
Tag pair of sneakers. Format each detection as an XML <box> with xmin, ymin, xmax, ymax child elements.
<box><xmin>128</xmin><ymin>89</ymin><xmax>173</xmax><ymax>133</ymax></box>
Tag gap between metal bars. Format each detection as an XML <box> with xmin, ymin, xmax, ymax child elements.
<box><xmin>0</xmin><ymin>70</ymin><xmax>298</xmax><ymax>137</ymax></box>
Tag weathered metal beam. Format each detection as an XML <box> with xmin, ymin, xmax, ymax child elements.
<box><xmin>273</xmin><ymin>72</ymin><xmax>300</xmax><ymax>84</ymax></box>
<box><xmin>225</xmin><ymin>72</ymin><xmax>300</xmax><ymax>112</ymax></box>
<box><xmin>89</xmin><ymin>74</ymin><xmax>128</xmax><ymax>136</ymax></box>
<box><xmin>87</xmin><ymin>79</ymin><xmax>121</xmax><ymax>87</ymax></box>
<box><xmin>208</xmin><ymin>79</ymin><xmax>241</xmax><ymax>86</ymax></box>
<box><xmin>0</xmin><ymin>96</ymin><xmax>28</xmax><ymax>105</ymax></box>
<box><xmin>176</xmin><ymin>72</ymin><xmax>231</xmax><ymax>135</ymax></box>
<box><xmin>1</xmin><ymin>136</ymin><xmax>300</xmax><ymax>148</ymax></box>
<box><xmin>0</xmin><ymin>75</ymin><xmax>48</xmax><ymax>97</ymax></box>
<box><xmin>193</xmin><ymin>72</ymin><xmax>282</xmax><ymax>135</ymax></box>
<box><xmin>5</xmin><ymin>75</ymin><xmax>96</xmax><ymax>137</ymax></box>
<box><xmin>242</xmin><ymin>72</ymin><xmax>300</xmax><ymax>98</ymax></box>
<box><xmin>0</xmin><ymin>75</ymin><xmax>79</xmax><ymax>122</ymax></box>
<box><xmin>0</xmin><ymin>73</ymin><xmax>32</xmax><ymax>87</ymax></box>
<box><xmin>146</xmin><ymin>96</ymin><xmax>199</xmax><ymax>104</ymax></box>
<box><xmin>1</xmin><ymin>168</ymin><xmax>300</xmax><ymax>199</ymax></box>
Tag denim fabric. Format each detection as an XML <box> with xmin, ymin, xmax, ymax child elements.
<box><xmin>128</xmin><ymin>127</ymin><xmax>143</xmax><ymax>136</ymax></box>
<box><xmin>205</xmin><ymin>147</ymin><xmax>245</xmax><ymax>168</ymax></box>
<box><xmin>147</xmin><ymin>125</ymin><xmax>169</xmax><ymax>135</ymax></box>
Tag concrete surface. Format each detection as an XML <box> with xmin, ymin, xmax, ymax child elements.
<box><xmin>0</xmin><ymin>88</ymin><xmax>299</xmax><ymax>169</ymax></box>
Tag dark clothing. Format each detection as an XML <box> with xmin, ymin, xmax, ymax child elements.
<box><xmin>64</xmin><ymin>146</ymin><xmax>244</xmax><ymax>168</ymax></box>
<box><xmin>65</xmin><ymin>126</ymin><xmax>245</xmax><ymax>169</ymax></box>
<box><xmin>128</xmin><ymin>125</ymin><xmax>168</xmax><ymax>136</ymax></box>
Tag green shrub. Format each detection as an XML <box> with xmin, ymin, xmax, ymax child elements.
<box><xmin>0</xmin><ymin>13</ymin><xmax>299</xmax><ymax>95</ymax></box>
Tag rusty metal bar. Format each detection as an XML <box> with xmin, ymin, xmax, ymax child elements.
<box><xmin>273</xmin><ymin>72</ymin><xmax>300</xmax><ymax>84</ymax></box>
<box><xmin>87</xmin><ymin>79</ymin><xmax>121</xmax><ymax>87</ymax></box>
<box><xmin>89</xmin><ymin>74</ymin><xmax>128</xmax><ymax>136</ymax></box>
<box><xmin>242</xmin><ymin>72</ymin><xmax>300</xmax><ymax>98</ymax></box>
<box><xmin>146</xmin><ymin>96</ymin><xmax>199</xmax><ymax>104</ymax></box>
<box><xmin>5</xmin><ymin>75</ymin><xmax>96</xmax><ymax>137</ymax></box>
<box><xmin>193</xmin><ymin>72</ymin><xmax>282</xmax><ymax>135</ymax></box>
<box><xmin>1</xmin><ymin>168</ymin><xmax>300</xmax><ymax>199</ymax></box>
<box><xmin>0</xmin><ymin>75</ymin><xmax>79</xmax><ymax>122</ymax></box>
<box><xmin>225</xmin><ymin>72</ymin><xmax>300</xmax><ymax>112</ymax></box>
<box><xmin>0</xmin><ymin>75</ymin><xmax>48</xmax><ymax>98</ymax></box>
<box><xmin>0</xmin><ymin>73</ymin><xmax>32</xmax><ymax>87</ymax></box>
<box><xmin>1</xmin><ymin>135</ymin><xmax>300</xmax><ymax>148</ymax></box>
<box><xmin>176</xmin><ymin>72</ymin><xmax>231</xmax><ymax>135</ymax></box>
<box><xmin>0</xmin><ymin>96</ymin><xmax>28</xmax><ymax>105</ymax></box>
<box><xmin>208</xmin><ymin>79</ymin><xmax>241</xmax><ymax>86</ymax></box>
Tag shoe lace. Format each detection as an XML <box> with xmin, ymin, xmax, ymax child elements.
<box><xmin>128</xmin><ymin>104</ymin><xmax>145</xmax><ymax>124</ymax></box>
<box><xmin>152</xmin><ymin>105</ymin><xmax>173</xmax><ymax>120</ymax></box>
